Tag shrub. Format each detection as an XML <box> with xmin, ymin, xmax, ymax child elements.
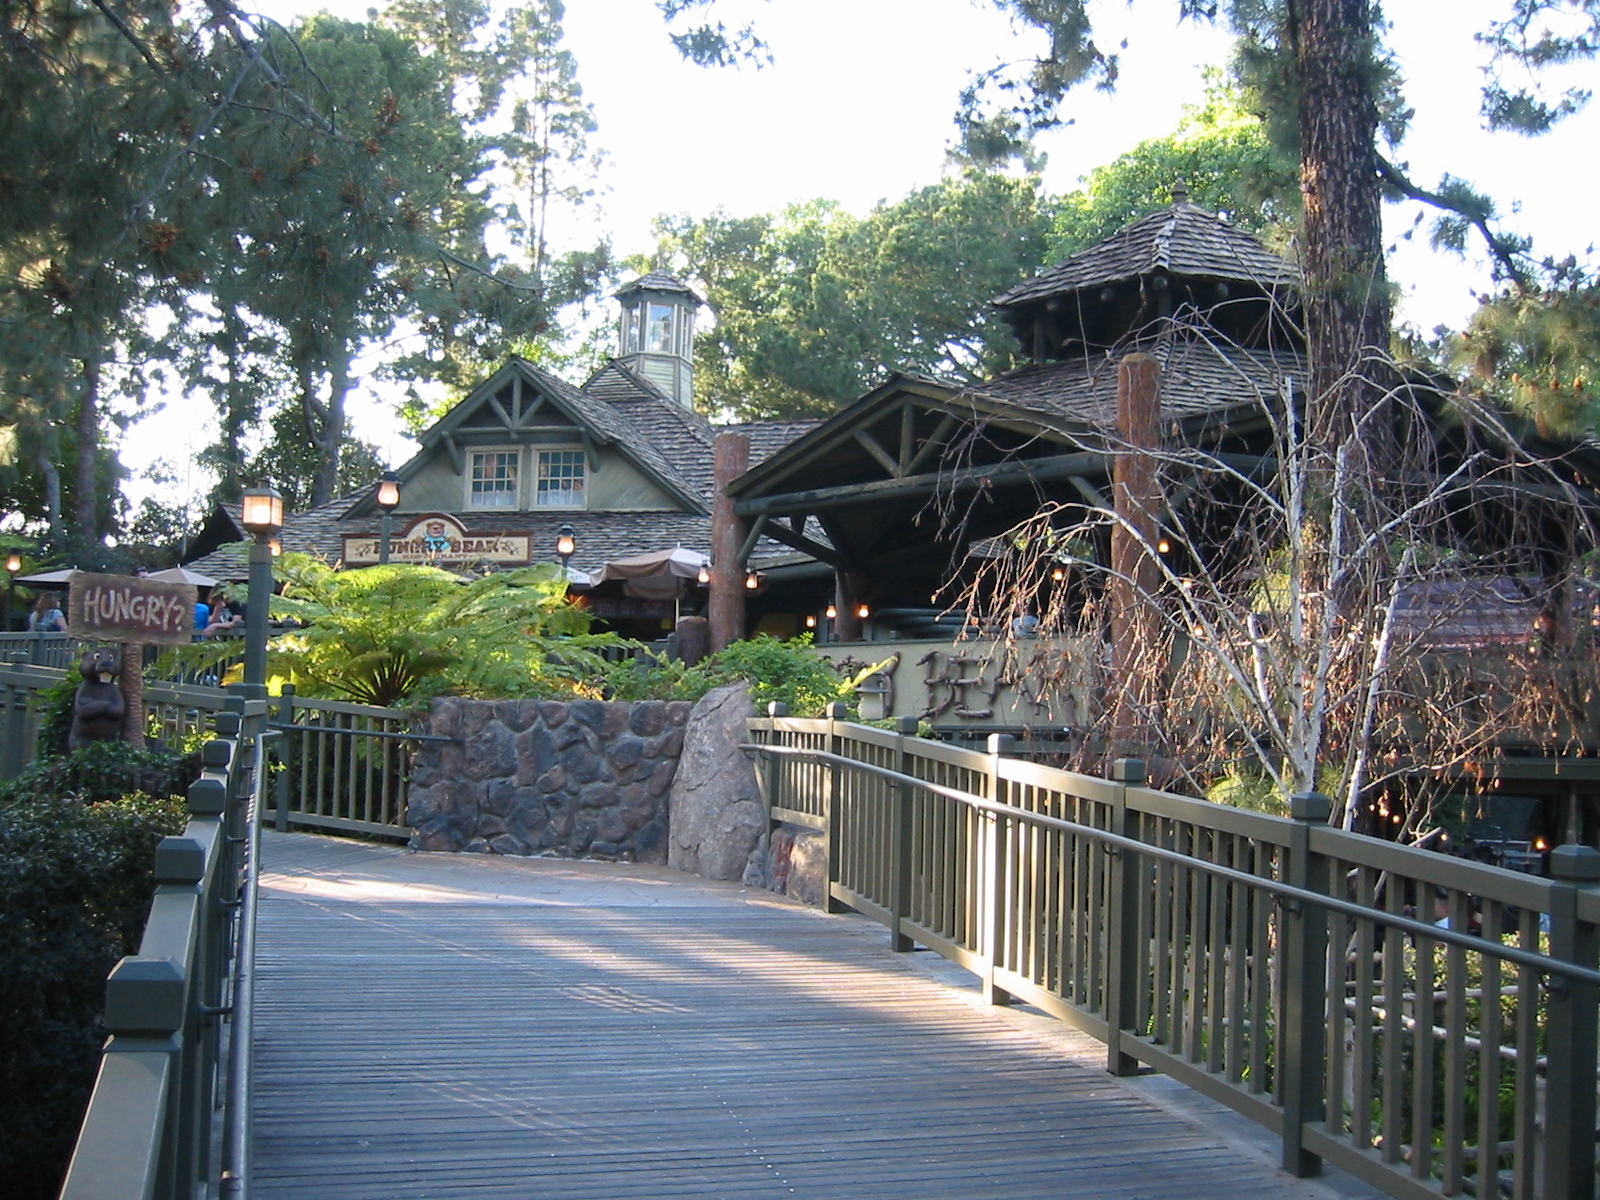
<box><xmin>0</xmin><ymin>779</ymin><xmax>187</xmax><ymax>1199</ymax></box>
<box><xmin>0</xmin><ymin>738</ymin><xmax>199</xmax><ymax>808</ymax></box>
<box><xmin>603</xmin><ymin>634</ymin><xmax>865</xmax><ymax>717</ymax></box>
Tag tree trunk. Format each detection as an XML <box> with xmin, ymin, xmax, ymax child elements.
<box><xmin>303</xmin><ymin>352</ymin><xmax>352</xmax><ymax>510</ymax></box>
<box><xmin>1297</xmin><ymin>0</ymin><xmax>1393</xmax><ymax>454</ymax></box>
<box><xmin>709</xmin><ymin>432</ymin><xmax>750</xmax><ymax>652</ymax></box>
<box><xmin>37</xmin><ymin>451</ymin><xmax>64</xmax><ymax>546</ymax></box>
<box><xmin>216</xmin><ymin>307</ymin><xmax>253</xmax><ymax>498</ymax></box>
<box><xmin>75</xmin><ymin>355</ymin><xmax>100</xmax><ymax>540</ymax></box>
<box><xmin>120</xmin><ymin>643</ymin><xmax>145</xmax><ymax>751</ymax></box>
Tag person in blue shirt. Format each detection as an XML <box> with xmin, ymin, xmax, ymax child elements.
<box><xmin>194</xmin><ymin>599</ymin><xmax>211</xmax><ymax>632</ymax></box>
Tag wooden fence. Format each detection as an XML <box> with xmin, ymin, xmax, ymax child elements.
<box><xmin>269</xmin><ymin>686</ymin><xmax>440</xmax><ymax>840</ymax></box>
<box><xmin>0</xmin><ymin>667</ymin><xmax>425</xmax><ymax>842</ymax></box>
<box><xmin>747</xmin><ymin>708</ymin><xmax>1600</xmax><ymax>1200</ymax></box>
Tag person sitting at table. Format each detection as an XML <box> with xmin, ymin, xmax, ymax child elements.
<box><xmin>27</xmin><ymin>592</ymin><xmax>67</xmax><ymax>632</ymax></box>
<box><xmin>204</xmin><ymin>588</ymin><xmax>246</xmax><ymax>637</ymax></box>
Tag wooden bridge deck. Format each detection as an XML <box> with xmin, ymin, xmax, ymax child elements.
<box><xmin>254</xmin><ymin>832</ymin><xmax>1369</xmax><ymax>1200</ymax></box>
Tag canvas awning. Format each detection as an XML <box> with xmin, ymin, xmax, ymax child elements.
<box><xmin>15</xmin><ymin>568</ymin><xmax>81</xmax><ymax>585</ymax></box>
<box><xmin>148</xmin><ymin>566</ymin><xmax>218</xmax><ymax>588</ymax></box>
<box><xmin>592</xmin><ymin>546</ymin><xmax>706</xmax><ymax>600</ymax></box>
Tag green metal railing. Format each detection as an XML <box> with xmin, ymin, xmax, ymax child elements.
<box><xmin>58</xmin><ymin>694</ymin><xmax>270</xmax><ymax>1200</ymax></box>
<box><xmin>748</xmin><ymin>707</ymin><xmax>1600</xmax><ymax>1200</ymax></box>
<box><xmin>269</xmin><ymin>686</ymin><xmax>441</xmax><ymax>840</ymax></box>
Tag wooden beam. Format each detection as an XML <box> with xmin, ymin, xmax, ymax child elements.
<box><xmin>754</xmin><ymin>519</ymin><xmax>848</xmax><ymax>570</ymax></box>
<box><xmin>581</xmin><ymin>432</ymin><xmax>602</xmax><ymax>473</ymax></box>
<box><xmin>511</xmin><ymin>375</ymin><xmax>522</xmax><ymax>426</ymax></box>
<box><xmin>516</xmin><ymin>393</ymin><xmax>547</xmax><ymax>426</ymax></box>
<box><xmin>1068</xmin><ymin>475</ymin><xmax>1110</xmax><ymax>510</ymax></box>
<box><xmin>905</xmin><ymin>413</ymin><xmax>959</xmax><ymax>476</ymax></box>
<box><xmin>853</xmin><ymin>430</ymin><xmax>902</xmax><ymax>479</ymax></box>
<box><xmin>737</xmin><ymin>514</ymin><xmax>769</xmax><ymax>568</ymax></box>
<box><xmin>899</xmin><ymin>401</ymin><xmax>915</xmax><ymax>475</ymax></box>
<box><xmin>734</xmin><ymin>450</ymin><xmax>1107</xmax><ymax>518</ymax></box>
<box><xmin>443</xmin><ymin>435</ymin><xmax>464</xmax><ymax>475</ymax></box>
<box><xmin>487</xmin><ymin>393</ymin><xmax>515</xmax><ymax>430</ymax></box>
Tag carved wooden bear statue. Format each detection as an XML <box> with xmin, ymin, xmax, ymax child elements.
<box><xmin>71</xmin><ymin>647</ymin><xmax>127</xmax><ymax>750</ymax></box>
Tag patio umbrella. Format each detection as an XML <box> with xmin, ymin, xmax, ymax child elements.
<box><xmin>15</xmin><ymin>568</ymin><xmax>81</xmax><ymax>585</ymax></box>
<box><xmin>147</xmin><ymin>566</ymin><xmax>219</xmax><ymax>588</ymax></box>
<box><xmin>593</xmin><ymin>547</ymin><xmax>706</xmax><ymax>600</ymax></box>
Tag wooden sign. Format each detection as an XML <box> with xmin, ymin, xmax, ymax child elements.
<box><xmin>68</xmin><ymin>574</ymin><xmax>197</xmax><ymax>645</ymax></box>
<box><xmin>342</xmin><ymin>513</ymin><xmax>531</xmax><ymax>567</ymax></box>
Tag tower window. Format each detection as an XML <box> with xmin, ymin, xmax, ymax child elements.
<box><xmin>469</xmin><ymin>451</ymin><xmax>519</xmax><ymax>508</ymax></box>
<box><xmin>623</xmin><ymin>305</ymin><xmax>641</xmax><ymax>354</ymax></box>
<box><xmin>536</xmin><ymin>449</ymin><xmax>586</xmax><ymax>507</ymax></box>
<box><xmin>646</xmin><ymin>303</ymin><xmax>674</xmax><ymax>352</ymax></box>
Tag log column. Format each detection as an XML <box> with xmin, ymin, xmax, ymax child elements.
<box><xmin>1108</xmin><ymin>352</ymin><xmax>1163</xmax><ymax>757</ymax></box>
<box><xmin>709</xmin><ymin>432</ymin><xmax>750</xmax><ymax>652</ymax></box>
<box><xmin>832</xmin><ymin>570</ymin><xmax>867</xmax><ymax>644</ymax></box>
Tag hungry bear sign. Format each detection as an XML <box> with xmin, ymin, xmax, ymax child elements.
<box><xmin>68</xmin><ymin>574</ymin><xmax>198</xmax><ymax>644</ymax></box>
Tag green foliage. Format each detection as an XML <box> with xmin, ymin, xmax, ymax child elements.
<box><xmin>1048</xmin><ymin>79</ymin><xmax>1300</xmax><ymax>260</ymax></box>
<box><xmin>0</xmin><ymin>738</ymin><xmax>199</xmax><ymax>808</ymax></box>
<box><xmin>0</xmin><ymin>763</ymin><xmax>186</xmax><ymax>1199</ymax></box>
<box><xmin>1453</xmin><ymin>267</ymin><xmax>1600</xmax><ymax>438</ymax></box>
<box><xmin>656</xmin><ymin>171</ymin><xmax>1055</xmax><ymax>419</ymax></box>
<box><xmin>179</xmin><ymin>552</ymin><xmax>612</xmax><ymax>707</ymax></box>
<box><xmin>603</xmin><ymin>634</ymin><xmax>852</xmax><ymax>716</ymax></box>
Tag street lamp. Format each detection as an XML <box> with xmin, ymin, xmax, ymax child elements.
<box><xmin>555</xmin><ymin>524</ymin><xmax>576</xmax><ymax>571</ymax></box>
<box><xmin>697</xmin><ymin>556</ymin><xmax>711</xmax><ymax>586</ymax></box>
<box><xmin>376</xmin><ymin>470</ymin><xmax>401</xmax><ymax>564</ymax></box>
<box><xmin>5</xmin><ymin>554</ymin><xmax>19</xmax><ymax>632</ymax></box>
<box><xmin>239</xmin><ymin>486</ymin><xmax>284</xmax><ymax>690</ymax></box>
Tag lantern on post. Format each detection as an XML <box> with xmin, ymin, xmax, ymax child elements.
<box><xmin>555</xmin><ymin>524</ymin><xmax>577</xmax><ymax>571</ymax></box>
<box><xmin>376</xmin><ymin>470</ymin><xmax>401</xmax><ymax>564</ymax></box>
<box><xmin>239</xmin><ymin>487</ymin><xmax>284</xmax><ymax>689</ymax></box>
<box><xmin>5</xmin><ymin>553</ymin><xmax>19</xmax><ymax>632</ymax></box>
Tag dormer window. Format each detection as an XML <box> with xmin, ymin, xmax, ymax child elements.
<box><xmin>536</xmin><ymin>449</ymin><xmax>586</xmax><ymax>507</ymax></box>
<box><xmin>469</xmin><ymin>450</ymin><xmax>519</xmax><ymax>508</ymax></box>
<box><xmin>623</xmin><ymin>306</ymin><xmax>642</xmax><ymax>354</ymax></box>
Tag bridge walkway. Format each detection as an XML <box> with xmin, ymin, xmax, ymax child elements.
<box><xmin>253</xmin><ymin>832</ymin><xmax>1374</xmax><ymax>1200</ymax></box>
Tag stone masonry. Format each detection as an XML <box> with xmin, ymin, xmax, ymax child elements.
<box><xmin>406</xmin><ymin>697</ymin><xmax>692</xmax><ymax>861</ymax></box>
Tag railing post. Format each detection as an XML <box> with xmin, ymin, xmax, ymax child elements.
<box><xmin>823</xmin><ymin>701</ymin><xmax>848</xmax><ymax>913</ymax></box>
<box><xmin>1103</xmin><ymin>757</ymin><xmax>1145</xmax><ymax>1076</ymax></box>
<box><xmin>1</xmin><ymin>653</ymin><xmax>27</xmax><ymax>781</ymax></box>
<box><xmin>274</xmin><ymin>685</ymin><xmax>295</xmax><ymax>832</ymax></box>
<box><xmin>1279</xmin><ymin>790</ymin><xmax>1330</xmax><ymax>1178</ymax></box>
<box><xmin>889</xmin><ymin>715</ymin><xmax>917</xmax><ymax>952</ymax></box>
<box><xmin>983</xmin><ymin>733</ymin><xmax>1015</xmax><ymax>1006</ymax></box>
<box><xmin>760</xmin><ymin>702</ymin><xmax>786</xmax><ymax>820</ymax></box>
<box><xmin>1543</xmin><ymin>843</ymin><xmax>1600</xmax><ymax>1200</ymax></box>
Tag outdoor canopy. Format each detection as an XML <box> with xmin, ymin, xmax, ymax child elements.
<box><xmin>147</xmin><ymin>566</ymin><xmax>219</xmax><ymax>587</ymax></box>
<box><xmin>591</xmin><ymin>546</ymin><xmax>706</xmax><ymax>600</ymax></box>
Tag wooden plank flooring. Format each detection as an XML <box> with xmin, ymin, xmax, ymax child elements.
<box><xmin>254</xmin><ymin>833</ymin><xmax>1346</xmax><ymax>1199</ymax></box>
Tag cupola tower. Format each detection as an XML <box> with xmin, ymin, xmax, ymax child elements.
<box><xmin>615</xmin><ymin>271</ymin><xmax>701</xmax><ymax>410</ymax></box>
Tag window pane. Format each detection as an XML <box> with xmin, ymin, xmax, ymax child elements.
<box><xmin>646</xmin><ymin>303</ymin><xmax>673</xmax><ymax>352</ymax></box>
<box><xmin>624</xmin><ymin>306</ymin><xmax>641</xmax><ymax>353</ymax></box>
<box><xmin>470</xmin><ymin>451</ymin><xmax>518</xmax><ymax>508</ymax></box>
<box><xmin>537</xmin><ymin>449</ymin><xmax>586</xmax><ymax>507</ymax></box>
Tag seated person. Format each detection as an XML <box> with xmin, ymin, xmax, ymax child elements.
<box><xmin>204</xmin><ymin>589</ymin><xmax>246</xmax><ymax>637</ymax></box>
<box><xmin>27</xmin><ymin>592</ymin><xmax>67</xmax><ymax>632</ymax></box>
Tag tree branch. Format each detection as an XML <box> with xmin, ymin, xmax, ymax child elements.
<box><xmin>1375</xmin><ymin>156</ymin><xmax>1533</xmax><ymax>290</ymax></box>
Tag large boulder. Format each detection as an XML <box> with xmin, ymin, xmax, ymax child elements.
<box><xmin>667</xmin><ymin>683</ymin><xmax>764</xmax><ymax>880</ymax></box>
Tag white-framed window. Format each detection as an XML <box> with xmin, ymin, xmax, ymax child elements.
<box><xmin>469</xmin><ymin>449</ymin><xmax>519</xmax><ymax>508</ymax></box>
<box><xmin>622</xmin><ymin>304</ymin><xmax>641</xmax><ymax>354</ymax></box>
<box><xmin>536</xmin><ymin>448</ymin><xmax>586</xmax><ymax>507</ymax></box>
<box><xmin>646</xmin><ymin>302</ymin><xmax>674</xmax><ymax>352</ymax></box>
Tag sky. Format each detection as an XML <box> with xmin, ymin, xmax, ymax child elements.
<box><xmin>116</xmin><ymin>0</ymin><xmax>1600</xmax><ymax>515</ymax></box>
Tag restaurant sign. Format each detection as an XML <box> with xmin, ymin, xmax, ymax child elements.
<box><xmin>342</xmin><ymin>514</ymin><xmax>530</xmax><ymax>567</ymax></box>
<box><xmin>68</xmin><ymin>574</ymin><xmax>198</xmax><ymax>644</ymax></box>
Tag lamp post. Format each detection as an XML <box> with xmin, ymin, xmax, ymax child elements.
<box><xmin>239</xmin><ymin>486</ymin><xmax>284</xmax><ymax>690</ymax></box>
<box><xmin>5</xmin><ymin>554</ymin><xmax>19</xmax><ymax>632</ymax></box>
<box><xmin>376</xmin><ymin>470</ymin><xmax>401</xmax><ymax>564</ymax></box>
<box><xmin>555</xmin><ymin>524</ymin><xmax>576</xmax><ymax>573</ymax></box>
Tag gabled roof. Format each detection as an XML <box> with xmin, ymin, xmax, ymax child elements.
<box><xmin>993</xmin><ymin>201</ymin><xmax>1299</xmax><ymax>310</ymax></box>
<box><xmin>410</xmin><ymin>357</ymin><xmax>708</xmax><ymax>514</ymax></box>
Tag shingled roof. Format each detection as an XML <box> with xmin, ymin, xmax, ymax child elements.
<box><xmin>614</xmin><ymin>270</ymin><xmax>703</xmax><ymax>305</ymax></box>
<box><xmin>993</xmin><ymin>199</ymin><xmax>1299</xmax><ymax>310</ymax></box>
<box><xmin>966</xmin><ymin>338</ymin><xmax>1304</xmax><ymax>430</ymax></box>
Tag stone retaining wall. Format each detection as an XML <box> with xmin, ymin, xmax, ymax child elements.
<box><xmin>406</xmin><ymin>698</ymin><xmax>692</xmax><ymax>861</ymax></box>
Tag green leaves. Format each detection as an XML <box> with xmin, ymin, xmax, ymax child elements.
<box><xmin>248</xmin><ymin>552</ymin><xmax>609</xmax><ymax>707</ymax></box>
<box><xmin>658</xmin><ymin>172</ymin><xmax>1053</xmax><ymax>419</ymax></box>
